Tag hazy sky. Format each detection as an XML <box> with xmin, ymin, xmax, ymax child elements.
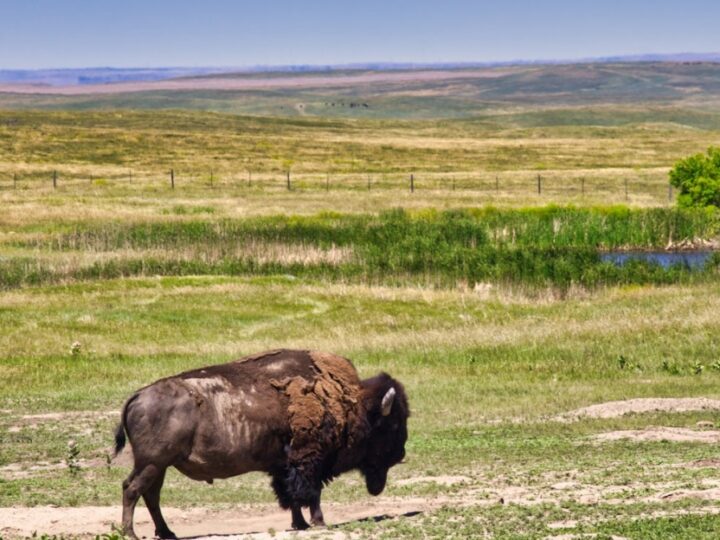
<box><xmin>1</xmin><ymin>0</ymin><xmax>719</xmax><ymax>69</ymax></box>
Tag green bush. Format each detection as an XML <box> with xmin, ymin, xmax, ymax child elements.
<box><xmin>669</xmin><ymin>147</ymin><xmax>720</xmax><ymax>208</ymax></box>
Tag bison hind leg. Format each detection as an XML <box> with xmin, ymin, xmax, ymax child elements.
<box><xmin>142</xmin><ymin>468</ymin><xmax>176</xmax><ymax>539</ymax></box>
<box><xmin>122</xmin><ymin>464</ymin><xmax>169</xmax><ymax>539</ymax></box>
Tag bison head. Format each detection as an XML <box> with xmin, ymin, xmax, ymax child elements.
<box><xmin>359</xmin><ymin>374</ymin><xmax>409</xmax><ymax>496</ymax></box>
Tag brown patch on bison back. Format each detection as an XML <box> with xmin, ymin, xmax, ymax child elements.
<box><xmin>279</xmin><ymin>377</ymin><xmax>326</xmax><ymax>449</ymax></box>
<box><xmin>309</xmin><ymin>351</ymin><xmax>361</xmax><ymax>392</ymax></box>
<box><xmin>310</xmin><ymin>351</ymin><xmax>362</xmax><ymax>432</ymax></box>
<box><xmin>271</xmin><ymin>351</ymin><xmax>364</xmax><ymax>456</ymax></box>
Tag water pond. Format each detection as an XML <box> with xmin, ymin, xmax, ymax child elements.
<box><xmin>600</xmin><ymin>250</ymin><xmax>717</xmax><ymax>269</ymax></box>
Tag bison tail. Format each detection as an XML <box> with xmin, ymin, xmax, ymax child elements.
<box><xmin>114</xmin><ymin>422</ymin><xmax>127</xmax><ymax>456</ymax></box>
<box><xmin>114</xmin><ymin>392</ymin><xmax>138</xmax><ymax>457</ymax></box>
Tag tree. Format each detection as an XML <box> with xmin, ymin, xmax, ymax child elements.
<box><xmin>669</xmin><ymin>147</ymin><xmax>720</xmax><ymax>208</ymax></box>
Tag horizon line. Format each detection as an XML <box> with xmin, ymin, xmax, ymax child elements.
<box><xmin>3</xmin><ymin>51</ymin><xmax>720</xmax><ymax>72</ymax></box>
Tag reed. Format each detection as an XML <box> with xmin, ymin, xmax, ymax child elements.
<box><xmin>2</xmin><ymin>207</ymin><xmax>718</xmax><ymax>290</ymax></box>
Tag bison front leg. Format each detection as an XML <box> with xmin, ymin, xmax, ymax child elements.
<box><xmin>310</xmin><ymin>493</ymin><xmax>326</xmax><ymax>527</ymax></box>
<box><xmin>272</xmin><ymin>457</ymin><xmax>324</xmax><ymax>530</ymax></box>
<box><xmin>290</xmin><ymin>503</ymin><xmax>311</xmax><ymax>530</ymax></box>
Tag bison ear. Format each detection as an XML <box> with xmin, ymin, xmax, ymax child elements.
<box><xmin>381</xmin><ymin>387</ymin><xmax>396</xmax><ymax>416</ymax></box>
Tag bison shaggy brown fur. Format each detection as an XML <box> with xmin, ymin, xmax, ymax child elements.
<box><xmin>114</xmin><ymin>349</ymin><xmax>409</xmax><ymax>538</ymax></box>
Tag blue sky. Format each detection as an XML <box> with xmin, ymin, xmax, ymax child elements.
<box><xmin>1</xmin><ymin>0</ymin><xmax>719</xmax><ymax>69</ymax></box>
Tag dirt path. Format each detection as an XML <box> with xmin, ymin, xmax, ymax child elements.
<box><xmin>0</xmin><ymin>498</ymin><xmax>437</xmax><ymax>539</ymax></box>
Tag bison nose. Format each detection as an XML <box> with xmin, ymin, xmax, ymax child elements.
<box><xmin>367</xmin><ymin>482</ymin><xmax>385</xmax><ymax>496</ymax></box>
<box><xmin>366</xmin><ymin>470</ymin><xmax>388</xmax><ymax>496</ymax></box>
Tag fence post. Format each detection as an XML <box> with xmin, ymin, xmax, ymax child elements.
<box><xmin>53</xmin><ymin>170</ymin><xmax>57</xmax><ymax>189</ymax></box>
<box><xmin>129</xmin><ymin>169</ymin><xmax>132</xmax><ymax>182</ymax></box>
<box><xmin>668</xmin><ymin>184</ymin><xmax>673</xmax><ymax>202</ymax></box>
<box><xmin>410</xmin><ymin>174</ymin><xmax>414</xmax><ymax>193</ymax></box>
<box><xmin>210</xmin><ymin>169</ymin><xmax>214</xmax><ymax>188</ymax></box>
<box><xmin>537</xmin><ymin>173</ymin><xmax>541</xmax><ymax>195</ymax></box>
<box><xmin>90</xmin><ymin>174</ymin><xmax>93</xmax><ymax>185</ymax></box>
<box><xmin>581</xmin><ymin>177</ymin><xmax>585</xmax><ymax>196</ymax></box>
<box><xmin>326</xmin><ymin>172</ymin><xmax>330</xmax><ymax>192</ymax></box>
<box><xmin>170</xmin><ymin>169</ymin><xmax>175</xmax><ymax>189</ymax></box>
<box><xmin>367</xmin><ymin>174</ymin><xmax>371</xmax><ymax>190</ymax></box>
<box><xmin>495</xmin><ymin>175</ymin><xmax>499</xmax><ymax>192</ymax></box>
<box><xmin>624</xmin><ymin>178</ymin><xmax>628</xmax><ymax>201</ymax></box>
<box><xmin>286</xmin><ymin>171</ymin><xmax>291</xmax><ymax>190</ymax></box>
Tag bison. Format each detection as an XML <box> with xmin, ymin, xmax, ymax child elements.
<box><xmin>114</xmin><ymin>349</ymin><xmax>409</xmax><ymax>538</ymax></box>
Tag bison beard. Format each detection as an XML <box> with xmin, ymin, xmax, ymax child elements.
<box><xmin>114</xmin><ymin>349</ymin><xmax>409</xmax><ymax>538</ymax></box>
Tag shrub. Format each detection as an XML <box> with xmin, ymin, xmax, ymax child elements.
<box><xmin>669</xmin><ymin>147</ymin><xmax>720</xmax><ymax>208</ymax></box>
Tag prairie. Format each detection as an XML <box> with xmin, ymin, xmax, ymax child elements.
<box><xmin>3</xmin><ymin>63</ymin><xmax>720</xmax><ymax>538</ymax></box>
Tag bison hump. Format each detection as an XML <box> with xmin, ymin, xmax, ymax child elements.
<box><xmin>271</xmin><ymin>351</ymin><xmax>363</xmax><ymax>452</ymax></box>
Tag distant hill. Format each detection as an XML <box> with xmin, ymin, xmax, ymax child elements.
<box><xmin>0</xmin><ymin>67</ymin><xmax>229</xmax><ymax>86</ymax></box>
<box><xmin>2</xmin><ymin>53</ymin><xmax>718</xmax><ymax>86</ymax></box>
<box><xmin>3</xmin><ymin>60</ymin><xmax>720</xmax><ymax>122</ymax></box>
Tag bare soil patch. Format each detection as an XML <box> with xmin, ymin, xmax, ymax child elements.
<box><xmin>545</xmin><ymin>535</ymin><xmax>629</xmax><ymax>540</ymax></box>
<box><xmin>658</xmin><ymin>488</ymin><xmax>720</xmax><ymax>502</ymax></box>
<box><xmin>395</xmin><ymin>475</ymin><xmax>471</xmax><ymax>486</ymax></box>
<box><xmin>0</xmin><ymin>458</ymin><xmax>106</xmax><ymax>480</ymax></box>
<box><xmin>0</xmin><ymin>498</ymin><xmax>437</xmax><ymax>539</ymax></box>
<box><xmin>593</xmin><ymin>427</ymin><xmax>720</xmax><ymax>444</ymax></box>
<box><xmin>555</xmin><ymin>398</ymin><xmax>720</xmax><ymax>422</ymax></box>
<box><xmin>13</xmin><ymin>410</ymin><xmax>119</xmax><ymax>423</ymax></box>
<box><xmin>686</xmin><ymin>458</ymin><xmax>720</xmax><ymax>468</ymax></box>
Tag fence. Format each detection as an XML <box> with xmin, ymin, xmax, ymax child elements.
<box><xmin>0</xmin><ymin>168</ymin><xmax>676</xmax><ymax>203</ymax></box>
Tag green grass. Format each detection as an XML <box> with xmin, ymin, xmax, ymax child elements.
<box><xmin>3</xmin><ymin>276</ymin><xmax>720</xmax><ymax>537</ymax></box>
<box><xmin>2</xmin><ymin>207</ymin><xmax>718</xmax><ymax>290</ymax></box>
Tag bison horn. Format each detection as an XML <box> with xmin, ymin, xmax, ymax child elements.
<box><xmin>381</xmin><ymin>387</ymin><xmax>396</xmax><ymax>416</ymax></box>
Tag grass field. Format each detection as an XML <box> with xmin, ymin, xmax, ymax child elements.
<box><xmin>3</xmin><ymin>277</ymin><xmax>720</xmax><ymax>538</ymax></box>
<box><xmin>3</xmin><ymin>63</ymin><xmax>720</xmax><ymax>538</ymax></box>
<box><xmin>1</xmin><ymin>105</ymin><xmax>718</xmax><ymax>229</ymax></box>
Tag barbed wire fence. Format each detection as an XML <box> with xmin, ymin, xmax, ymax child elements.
<box><xmin>0</xmin><ymin>168</ymin><xmax>676</xmax><ymax>203</ymax></box>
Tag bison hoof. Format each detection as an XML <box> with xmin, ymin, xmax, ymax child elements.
<box><xmin>292</xmin><ymin>520</ymin><xmax>311</xmax><ymax>531</ymax></box>
<box><xmin>155</xmin><ymin>529</ymin><xmax>177</xmax><ymax>539</ymax></box>
<box><xmin>311</xmin><ymin>518</ymin><xmax>326</xmax><ymax>527</ymax></box>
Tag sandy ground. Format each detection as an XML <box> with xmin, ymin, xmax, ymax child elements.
<box><xmin>0</xmin><ymin>498</ymin><xmax>440</xmax><ymax>539</ymax></box>
<box><xmin>6</xmin><ymin>479</ymin><xmax>720</xmax><ymax>539</ymax></box>
<box><xmin>593</xmin><ymin>426</ymin><xmax>720</xmax><ymax>443</ymax></box>
<box><xmin>0</xmin><ymin>69</ymin><xmax>514</xmax><ymax>96</ymax></box>
<box><xmin>554</xmin><ymin>397</ymin><xmax>720</xmax><ymax>422</ymax></box>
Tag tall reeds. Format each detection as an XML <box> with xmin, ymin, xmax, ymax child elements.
<box><xmin>3</xmin><ymin>207</ymin><xmax>718</xmax><ymax>289</ymax></box>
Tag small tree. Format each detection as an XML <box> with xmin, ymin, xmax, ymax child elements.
<box><xmin>669</xmin><ymin>147</ymin><xmax>720</xmax><ymax>208</ymax></box>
